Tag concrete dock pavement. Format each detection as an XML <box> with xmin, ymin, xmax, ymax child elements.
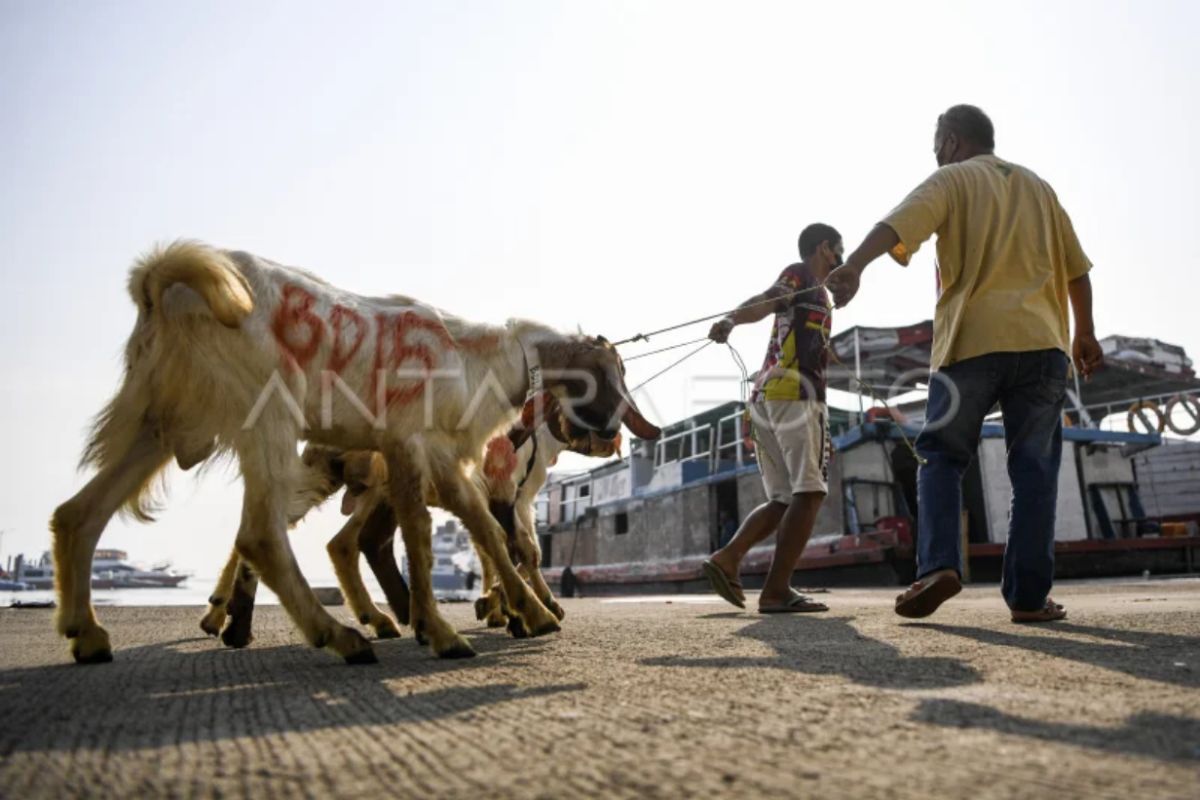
<box><xmin>1</xmin><ymin>578</ymin><xmax>1197</xmax><ymax>799</ymax></box>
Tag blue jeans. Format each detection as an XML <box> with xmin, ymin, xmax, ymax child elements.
<box><xmin>915</xmin><ymin>348</ymin><xmax>1069</xmax><ymax>611</ymax></box>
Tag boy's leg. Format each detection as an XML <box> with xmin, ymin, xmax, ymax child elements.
<box><xmin>759</xmin><ymin>491</ymin><xmax>824</xmax><ymax>607</ymax></box>
<box><xmin>709</xmin><ymin>399</ymin><xmax>790</xmax><ymax>578</ymax></box>
<box><xmin>757</xmin><ymin>399</ymin><xmax>828</xmax><ymax>608</ymax></box>
<box><xmin>710</xmin><ymin>500</ymin><xmax>788</xmax><ymax>577</ymax></box>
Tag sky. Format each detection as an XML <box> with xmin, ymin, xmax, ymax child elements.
<box><xmin>1</xmin><ymin>0</ymin><xmax>1197</xmax><ymax>582</ymax></box>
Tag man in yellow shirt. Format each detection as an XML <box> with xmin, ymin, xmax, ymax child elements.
<box><xmin>827</xmin><ymin>105</ymin><xmax>1103</xmax><ymax>622</ymax></box>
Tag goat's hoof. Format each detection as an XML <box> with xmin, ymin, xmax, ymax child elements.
<box><xmin>221</xmin><ymin>625</ymin><xmax>253</xmax><ymax>649</ymax></box>
<box><xmin>70</xmin><ymin>627</ymin><xmax>113</xmax><ymax>664</ymax></box>
<box><xmin>374</xmin><ymin>620</ymin><xmax>402</xmax><ymax>640</ymax></box>
<box><xmin>332</xmin><ymin>628</ymin><xmax>377</xmax><ymax>664</ymax></box>
<box><xmin>506</xmin><ymin>616</ymin><xmax>530</xmax><ymax>639</ymax></box>
<box><xmin>529</xmin><ymin>618</ymin><xmax>561</xmax><ymax>638</ymax></box>
<box><xmin>473</xmin><ymin>597</ymin><xmax>490</xmax><ymax>621</ymax></box>
<box><xmin>436</xmin><ymin>638</ymin><xmax>476</xmax><ymax>660</ymax></box>
<box><xmin>545</xmin><ymin>598</ymin><xmax>566</xmax><ymax>621</ymax></box>
<box><xmin>199</xmin><ymin>610</ymin><xmax>226</xmax><ymax>637</ymax></box>
<box><xmin>72</xmin><ymin>645</ymin><xmax>113</xmax><ymax>665</ymax></box>
<box><xmin>413</xmin><ymin>624</ymin><xmax>429</xmax><ymax>647</ymax></box>
<box><xmin>485</xmin><ymin>611</ymin><xmax>508</xmax><ymax>628</ymax></box>
<box><xmin>394</xmin><ymin>608</ymin><xmax>410</xmax><ymax>626</ymax></box>
<box><xmin>343</xmin><ymin>646</ymin><xmax>379</xmax><ymax>665</ymax></box>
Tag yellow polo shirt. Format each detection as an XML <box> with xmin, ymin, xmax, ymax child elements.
<box><xmin>881</xmin><ymin>154</ymin><xmax>1092</xmax><ymax>370</ymax></box>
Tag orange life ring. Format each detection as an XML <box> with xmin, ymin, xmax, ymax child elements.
<box><xmin>1165</xmin><ymin>394</ymin><xmax>1200</xmax><ymax>436</ymax></box>
<box><xmin>1126</xmin><ymin>401</ymin><xmax>1165</xmax><ymax>434</ymax></box>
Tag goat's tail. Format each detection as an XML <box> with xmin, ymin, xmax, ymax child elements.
<box><xmin>127</xmin><ymin>240</ymin><xmax>254</xmax><ymax>328</ymax></box>
<box><xmin>76</xmin><ymin>241</ymin><xmax>252</xmax><ymax>518</ymax></box>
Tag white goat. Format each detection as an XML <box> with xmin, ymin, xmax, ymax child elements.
<box><xmin>51</xmin><ymin>241</ymin><xmax>659</xmax><ymax>664</ymax></box>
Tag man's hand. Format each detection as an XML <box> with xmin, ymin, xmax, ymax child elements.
<box><xmin>825</xmin><ymin>264</ymin><xmax>862</xmax><ymax>308</ymax></box>
<box><xmin>1072</xmin><ymin>331</ymin><xmax>1104</xmax><ymax>380</ymax></box>
<box><xmin>708</xmin><ymin>317</ymin><xmax>735</xmax><ymax>344</ymax></box>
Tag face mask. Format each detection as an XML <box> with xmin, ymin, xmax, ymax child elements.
<box><xmin>935</xmin><ymin>135</ymin><xmax>955</xmax><ymax>167</ymax></box>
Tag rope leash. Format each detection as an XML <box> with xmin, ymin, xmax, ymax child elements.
<box><xmin>623</xmin><ymin>336</ymin><xmax>710</xmax><ymax>362</ymax></box>
<box><xmin>613</xmin><ymin>284</ymin><xmax>828</xmax><ymax>346</ymax></box>
<box><xmin>630</xmin><ymin>339</ymin><xmax>714</xmax><ymax>393</ymax></box>
<box><xmin>617</xmin><ymin>283</ymin><xmax>928</xmax><ymax>465</ymax></box>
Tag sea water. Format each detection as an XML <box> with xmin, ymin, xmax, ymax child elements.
<box><xmin>4</xmin><ymin>574</ymin><xmax>478</xmax><ymax>608</ymax></box>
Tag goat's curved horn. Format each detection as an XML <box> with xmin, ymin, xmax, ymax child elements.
<box><xmin>603</xmin><ymin>361</ymin><xmax>661</xmax><ymax>439</ymax></box>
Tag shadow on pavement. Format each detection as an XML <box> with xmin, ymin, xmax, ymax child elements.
<box><xmin>907</xmin><ymin>621</ymin><xmax>1200</xmax><ymax>688</ymax></box>
<box><xmin>638</xmin><ymin>615</ymin><xmax>981</xmax><ymax>689</ymax></box>
<box><xmin>0</xmin><ymin>633</ymin><xmax>582</xmax><ymax>755</ymax></box>
<box><xmin>912</xmin><ymin>698</ymin><xmax>1200</xmax><ymax>763</ymax></box>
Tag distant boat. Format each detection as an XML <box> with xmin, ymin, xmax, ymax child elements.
<box><xmin>91</xmin><ymin>549</ymin><xmax>189</xmax><ymax>588</ymax></box>
<box><xmin>401</xmin><ymin>520</ymin><xmax>480</xmax><ymax>599</ymax></box>
<box><xmin>0</xmin><ymin>578</ymin><xmax>30</xmax><ymax>591</ymax></box>
<box><xmin>12</xmin><ymin>549</ymin><xmax>189</xmax><ymax>590</ymax></box>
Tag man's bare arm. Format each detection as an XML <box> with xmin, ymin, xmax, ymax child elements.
<box><xmin>825</xmin><ymin>224</ymin><xmax>901</xmax><ymax>307</ymax></box>
<box><xmin>1068</xmin><ymin>273</ymin><xmax>1103</xmax><ymax>378</ymax></box>
<box><xmin>708</xmin><ymin>285</ymin><xmax>789</xmax><ymax>342</ymax></box>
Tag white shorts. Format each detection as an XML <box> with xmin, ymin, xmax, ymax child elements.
<box><xmin>751</xmin><ymin>399</ymin><xmax>829</xmax><ymax>501</ymax></box>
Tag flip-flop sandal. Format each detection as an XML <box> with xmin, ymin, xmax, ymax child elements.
<box><xmin>701</xmin><ymin>560</ymin><xmax>746</xmax><ymax>609</ymax></box>
<box><xmin>1011</xmin><ymin>598</ymin><xmax>1067</xmax><ymax>624</ymax></box>
<box><xmin>895</xmin><ymin>568</ymin><xmax>962</xmax><ymax>619</ymax></box>
<box><xmin>759</xmin><ymin>589</ymin><xmax>829</xmax><ymax>614</ymax></box>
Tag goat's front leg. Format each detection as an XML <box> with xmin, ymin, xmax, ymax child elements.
<box><xmin>327</xmin><ymin>494</ymin><xmax>400</xmax><ymax>639</ymax></box>
<box><xmin>357</xmin><ymin>502</ymin><xmax>410</xmax><ymax>627</ymax></box>
<box><xmin>200</xmin><ymin>548</ymin><xmax>240</xmax><ymax>636</ymax></box>
<box><xmin>514</xmin><ymin>501</ymin><xmax>565</xmax><ymax>621</ymax></box>
<box><xmin>234</xmin><ymin>439</ymin><xmax>375</xmax><ymax>664</ymax></box>
<box><xmin>472</xmin><ymin>547</ymin><xmax>509</xmax><ymax>628</ymax></box>
<box><xmin>51</xmin><ymin>425</ymin><xmax>171</xmax><ymax>663</ymax></box>
<box><xmin>435</xmin><ymin>468</ymin><xmax>560</xmax><ymax>639</ymax></box>
<box><xmin>385</xmin><ymin>450</ymin><xmax>474</xmax><ymax>659</ymax></box>
<box><xmin>220</xmin><ymin>559</ymin><xmax>259</xmax><ymax>649</ymax></box>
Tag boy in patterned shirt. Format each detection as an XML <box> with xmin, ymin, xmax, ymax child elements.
<box><xmin>704</xmin><ymin>223</ymin><xmax>842</xmax><ymax>613</ymax></box>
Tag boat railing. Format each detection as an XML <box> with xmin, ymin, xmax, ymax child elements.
<box><xmin>653</xmin><ymin>424</ymin><xmax>713</xmax><ymax>468</ymax></box>
<box><xmin>712</xmin><ymin>409</ymin><xmax>750</xmax><ymax>470</ymax></box>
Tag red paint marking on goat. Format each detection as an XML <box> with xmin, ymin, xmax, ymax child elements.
<box><xmin>271</xmin><ymin>284</ymin><xmax>325</xmax><ymax>371</ymax></box>
<box><xmin>483</xmin><ymin>435</ymin><xmax>518</xmax><ymax>483</ymax></box>
<box><xmin>268</xmin><ymin>286</ymin><xmax>479</xmax><ymax>409</ymax></box>
<box><xmin>328</xmin><ymin>304</ymin><xmax>367</xmax><ymax>374</ymax></box>
<box><xmin>370</xmin><ymin>311</ymin><xmax>456</xmax><ymax>408</ymax></box>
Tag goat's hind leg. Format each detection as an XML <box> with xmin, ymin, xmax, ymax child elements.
<box><xmin>200</xmin><ymin>548</ymin><xmax>240</xmax><ymax>636</ymax></box>
<box><xmin>51</xmin><ymin>424</ymin><xmax>170</xmax><ymax>663</ymax></box>
<box><xmin>328</xmin><ymin>498</ymin><xmax>400</xmax><ymax>639</ymax></box>
<box><xmin>357</xmin><ymin>502</ymin><xmax>411</xmax><ymax>629</ymax></box>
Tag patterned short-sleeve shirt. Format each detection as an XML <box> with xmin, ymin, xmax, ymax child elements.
<box><xmin>750</xmin><ymin>263</ymin><xmax>832</xmax><ymax>403</ymax></box>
